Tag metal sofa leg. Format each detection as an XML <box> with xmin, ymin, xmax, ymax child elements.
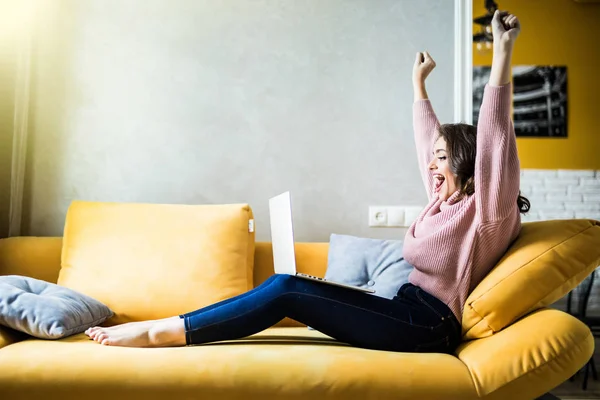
<box><xmin>583</xmin><ymin>360</ymin><xmax>590</xmax><ymax>391</ymax></box>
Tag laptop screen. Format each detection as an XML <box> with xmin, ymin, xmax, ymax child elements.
<box><xmin>268</xmin><ymin>192</ymin><xmax>297</xmax><ymax>275</ymax></box>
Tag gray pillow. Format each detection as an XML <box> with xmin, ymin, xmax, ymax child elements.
<box><xmin>325</xmin><ymin>234</ymin><xmax>414</xmax><ymax>300</ymax></box>
<box><xmin>0</xmin><ymin>275</ymin><xmax>113</xmax><ymax>339</ymax></box>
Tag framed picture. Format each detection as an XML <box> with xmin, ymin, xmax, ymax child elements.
<box><xmin>472</xmin><ymin>66</ymin><xmax>491</xmax><ymax>127</ymax></box>
<box><xmin>512</xmin><ymin>66</ymin><xmax>567</xmax><ymax>137</ymax></box>
<box><xmin>472</xmin><ymin>65</ymin><xmax>568</xmax><ymax>138</ymax></box>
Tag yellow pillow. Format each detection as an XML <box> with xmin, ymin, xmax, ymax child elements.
<box><xmin>58</xmin><ymin>201</ymin><xmax>255</xmax><ymax>324</ymax></box>
<box><xmin>462</xmin><ymin>219</ymin><xmax>600</xmax><ymax>339</ymax></box>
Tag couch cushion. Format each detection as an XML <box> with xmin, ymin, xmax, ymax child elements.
<box><xmin>58</xmin><ymin>201</ymin><xmax>255</xmax><ymax>324</ymax></box>
<box><xmin>0</xmin><ymin>328</ymin><xmax>477</xmax><ymax>400</ymax></box>
<box><xmin>0</xmin><ymin>275</ymin><xmax>113</xmax><ymax>339</ymax></box>
<box><xmin>462</xmin><ymin>219</ymin><xmax>600</xmax><ymax>339</ymax></box>
<box><xmin>325</xmin><ymin>234</ymin><xmax>413</xmax><ymax>300</ymax></box>
<box><xmin>457</xmin><ymin>308</ymin><xmax>594</xmax><ymax>398</ymax></box>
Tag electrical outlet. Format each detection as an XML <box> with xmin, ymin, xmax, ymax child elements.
<box><xmin>368</xmin><ymin>206</ymin><xmax>388</xmax><ymax>227</ymax></box>
<box><xmin>369</xmin><ymin>205</ymin><xmax>423</xmax><ymax>227</ymax></box>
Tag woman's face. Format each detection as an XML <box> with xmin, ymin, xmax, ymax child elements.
<box><xmin>428</xmin><ymin>136</ymin><xmax>458</xmax><ymax>201</ymax></box>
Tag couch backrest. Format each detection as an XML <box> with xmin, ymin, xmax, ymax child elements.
<box><xmin>0</xmin><ymin>237</ymin><xmax>63</xmax><ymax>283</ymax></box>
<box><xmin>3</xmin><ymin>216</ymin><xmax>598</xmax><ymax>336</ymax></box>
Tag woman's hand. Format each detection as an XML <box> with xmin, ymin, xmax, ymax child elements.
<box><xmin>413</xmin><ymin>51</ymin><xmax>435</xmax><ymax>101</ymax></box>
<box><xmin>488</xmin><ymin>11</ymin><xmax>520</xmax><ymax>86</ymax></box>
<box><xmin>413</xmin><ymin>51</ymin><xmax>436</xmax><ymax>86</ymax></box>
<box><xmin>492</xmin><ymin>11</ymin><xmax>520</xmax><ymax>50</ymax></box>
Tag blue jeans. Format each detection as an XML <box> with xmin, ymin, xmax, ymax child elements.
<box><xmin>180</xmin><ymin>274</ymin><xmax>461</xmax><ymax>353</ymax></box>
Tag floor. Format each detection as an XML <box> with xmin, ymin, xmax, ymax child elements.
<box><xmin>552</xmin><ymin>375</ymin><xmax>600</xmax><ymax>399</ymax></box>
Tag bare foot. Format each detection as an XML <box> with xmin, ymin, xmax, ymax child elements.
<box><xmin>85</xmin><ymin>320</ymin><xmax>159</xmax><ymax>341</ymax></box>
<box><xmin>85</xmin><ymin>317</ymin><xmax>186</xmax><ymax>347</ymax></box>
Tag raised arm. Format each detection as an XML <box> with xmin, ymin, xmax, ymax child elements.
<box><xmin>413</xmin><ymin>51</ymin><xmax>440</xmax><ymax>199</ymax></box>
<box><xmin>475</xmin><ymin>11</ymin><xmax>522</xmax><ymax>222</ymax></box>
<box><xmin>489</xmin><ymin>11</ymin><xmax>519</xmax><ymax>86</ymax></box>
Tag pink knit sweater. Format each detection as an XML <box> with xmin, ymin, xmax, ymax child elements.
<box><xmin>403</xmin><ymin>84</ymin><xmax>522</xmax><ymax>322</ymax></box>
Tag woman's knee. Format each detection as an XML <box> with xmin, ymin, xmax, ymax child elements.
<box><xmin>256</xmin><ymin>274</ymin><xmax>296</xmax><ymax>292</ymax></box>
<box><xmin>272</xmin><ymin>274</ymin><xmax>297</xmax><ymax>289</ymax></box>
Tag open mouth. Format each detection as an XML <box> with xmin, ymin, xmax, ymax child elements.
<box><xmin>434</xmin><ymin>175</ymin><xmax>445</xmax><ymax>193</ymax></box>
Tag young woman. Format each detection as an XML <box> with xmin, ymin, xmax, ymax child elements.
<box><xmin>86</xmin><ymin>11</ymin><xmax>528</xmax><ymax>354</ymax></box>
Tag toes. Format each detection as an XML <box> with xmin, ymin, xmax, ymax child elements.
<box><xmin>90</xmin><ymin>329</ymin><xmax>101</xmax><ymax>340</ymax></box>
<box><xmin>95</xmin><ymin>328</ymin><xmax>109</xmax><ymax>340</ymax></box>
<box><xmin>95</xmin><ymin>332</ymin><xmax>108</xmax><ymax>343</ymax></box>
<box><xmin>87</xmin><ymin>328</ymin><xmax>115</xmax><ymax>345</ymax></box>
<box><xmin>86</xmin><ymin>327</ymin><xmax>101</xmax><ymax>337</ymax></box>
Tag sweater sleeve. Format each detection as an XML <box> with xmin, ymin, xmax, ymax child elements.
<box><xmin>413</xmin><ymin>100</ymin><xmax>441</xmax><ymax>200</ymax></box>
<box><xmin>475</xmin><ymin>84</ymin><xmax>521</xmax><ymax>222</ymax></box>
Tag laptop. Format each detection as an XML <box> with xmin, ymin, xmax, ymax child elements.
<box><xmin>268</xmin><ymin>191</ymin><xmax>375</xmax><ymax>294</ymax></box>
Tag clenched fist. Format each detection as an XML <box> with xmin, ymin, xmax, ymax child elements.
<box><xmin>413</xmin><ymin>51</ymin><xmax>436</xmax><ymax>86</ymax></box>
<box><xmin>492</xmin><ymin>11</ymin><xmax>521</xmax><ymax>48</ymax></box>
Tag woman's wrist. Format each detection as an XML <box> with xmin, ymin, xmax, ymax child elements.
<box><xmin>493</xmin><ymin>40</ymin><xmax>514</xmax><ymax>57</ymax></box>
<box><xmin>413</xmin><ymin>79</ymin><xmax>426</xmax><ymax>91</ymax></box>
<box><xmin>489</xmin><ymin>50</ymin><xmax>512</xmax><ymax>86</ymax></box>
<box><xmin>413</xmin><ymin>81</ymin><xmax>429</xmax><ymax>101</ymax></box>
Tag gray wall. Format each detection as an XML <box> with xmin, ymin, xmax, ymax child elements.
<box><xmin>23</xmin><ymin>0</ymin><xmax>454</xmax><ymax>242</ymax></box>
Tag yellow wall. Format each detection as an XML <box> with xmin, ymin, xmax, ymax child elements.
<box><xmin>473</xmin><ymin>0</ymin><xmax>600</xmax><ymax>169</ymax></box>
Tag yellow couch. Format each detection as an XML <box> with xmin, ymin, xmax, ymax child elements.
<box><xmin>0</xmin><ymin>201</ymin><xmax>599</xmax><ymax>400</ymax></box>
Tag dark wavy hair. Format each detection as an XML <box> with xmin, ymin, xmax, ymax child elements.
<box><xmin>437</xmin><ymin>123</ymin><xmax>530</xmax><ymax>214</ymax></box>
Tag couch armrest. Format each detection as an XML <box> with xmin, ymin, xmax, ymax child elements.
<box><xmin>0</xmin><ymin>237</ymin><xmax>63</xmax><ymax>283</ymax></box>
<box><xmin>0</xmin><ymin>325</ymin><xmax>27</xmax><ymax>350</ymax></box>
<box><xmin>457</xmin><ymin>308</ymin><xmax>593</xmax><ymax>400</ymax></box>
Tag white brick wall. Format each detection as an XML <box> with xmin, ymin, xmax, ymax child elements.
<box><xmin>520</xmin><ymin>169</ymin><xmax>600</xmax><ymax>223</ymax></box>
<box><xmin>521</xmin><ymin>169</ymin><xmax>600</xmax><ymax>316</ymax></box>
